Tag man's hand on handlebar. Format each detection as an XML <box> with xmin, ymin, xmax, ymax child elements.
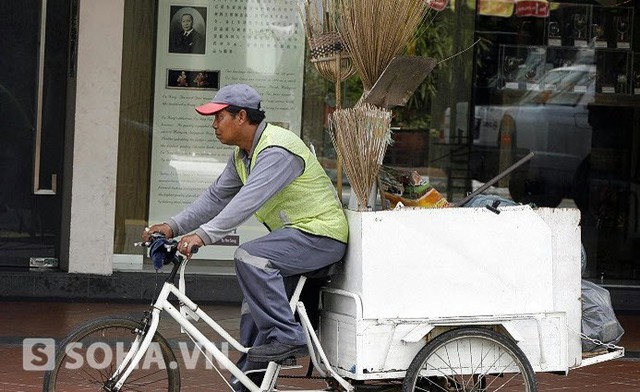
<box><xmin>177</xmin><ymin>233</ymin><xmax>204</xmax><ymax>259</ymax></box>
<box><xmin>142</xmin><ymin>223</ymin><xmax>203</xmax><ymax>259</ymax></box>
<box><xmin>142</xmin><ymin>223</ymin><xmax>174</xmax><ymax>242</ymax></box>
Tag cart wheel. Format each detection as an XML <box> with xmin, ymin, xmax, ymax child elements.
<box><xmin>402</xmin><ymin>327</ymin><xmax>537</xmax><ymax>392</ymax></box>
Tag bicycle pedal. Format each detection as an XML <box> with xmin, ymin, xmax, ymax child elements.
<box><xmin>277</xmin><ymin>357</ymin><xmax>297</xmax><ymax>366</ymax></box>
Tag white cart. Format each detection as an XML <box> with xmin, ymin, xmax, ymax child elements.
<box><xmin>316</xmin><ymin>205</ymin><xmax>624</xmax><ymax>391</ymax></box>
<box><xmin>41</xmin><ymin>205</ymin><xmax>624</xmax><ymax>392</ymax></box>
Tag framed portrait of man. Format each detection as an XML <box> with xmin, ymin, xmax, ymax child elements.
<box><xmin>168</xmin><ymin>6</ymin><xmax>207</xmax><ymax>54</ymax></box>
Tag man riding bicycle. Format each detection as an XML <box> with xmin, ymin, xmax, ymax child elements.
<box><xmin>144</xmin><ymin>83</ymin><xmax>348</xmax><ymax>390</ymax></box>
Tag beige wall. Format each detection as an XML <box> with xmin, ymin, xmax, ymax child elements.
<box><xmin>66</xmin><ymin>0</ymin><xmax>124</xmax><ymax>274</ymax></box>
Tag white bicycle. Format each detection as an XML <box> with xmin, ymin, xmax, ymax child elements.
<box><xmin>42</xmin><ymin>235</ymin><xmax>353</xmax><ymax>392</ymax></box>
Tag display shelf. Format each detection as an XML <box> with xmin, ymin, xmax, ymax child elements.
<box><xmin>496</xmin><ymin>45</ymin><xmax>638</xmax><ymax>97</ymax></box>
<box><xmin>545</xmin><ymin>4</ymin><xmax>634</xmax><ymax>50</ymax></box>
<box><xmin>596</xmin><ymin>50</ymin><xmax>631</xmax><ymax>94</ymax></box>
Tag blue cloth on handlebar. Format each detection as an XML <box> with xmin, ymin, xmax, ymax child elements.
<box><xmin>150</xmin><ymin>238</ymin><xmax>178</xmax><ymax>270</ymax></box>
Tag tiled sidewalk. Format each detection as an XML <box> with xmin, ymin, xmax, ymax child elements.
<box><xmin>1</xmin><ymin>301</ymin><xmax>639</xmax><ymax>391</ymax></box>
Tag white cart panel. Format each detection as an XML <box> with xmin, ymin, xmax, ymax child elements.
<box><xmin>321</xmin><ymin>206</ymin><xmax>583</xmax><ymax>377</ymax></box>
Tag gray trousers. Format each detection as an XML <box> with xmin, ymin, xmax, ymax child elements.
<box><xmin>233</xmin><ymin>227</ymin><xmax>346</xmax><ymax>375</ymax></box>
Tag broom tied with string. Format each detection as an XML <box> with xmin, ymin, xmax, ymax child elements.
<box><xmin>328</xmin><ymin>103</ymin><xmax>392</xmax><ymax>211</ymax></box>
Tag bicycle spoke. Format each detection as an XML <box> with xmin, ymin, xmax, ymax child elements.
<box><xmin>45</xmin><ymin>318</ymin><xmax>179</xmax><ymax>391</ymax></box>
<box><xmin>403</xmin><ymin>328</ymin><xmax>536</xmax><ymax>392</ymax></box>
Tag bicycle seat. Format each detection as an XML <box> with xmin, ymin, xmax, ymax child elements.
<box><xmin>295</xmin><ymin>261</ymin><xmax>342</xmax><ymax>330</ymax></box>
<box><xmin>303</xmin><ymin>261</ymin><xmax>342</xmax><ymax>280</ymax></box>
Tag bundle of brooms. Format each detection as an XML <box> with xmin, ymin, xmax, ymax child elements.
<box><xmin>326</xmin><ymin>0</ymin><xmax>432</xmax><ymax>209</ymax></box>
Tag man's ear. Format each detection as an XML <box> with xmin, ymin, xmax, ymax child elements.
<box><xmin>237</xmin><ymin>109</ymin><xmax>248</xmax><ymax>123</ymax></box>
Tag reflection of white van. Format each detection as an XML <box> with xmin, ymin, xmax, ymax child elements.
<box><xmin>445</xmin><ymin>65</ymin><xmax>596</xmax><ymax>206</ymax></box>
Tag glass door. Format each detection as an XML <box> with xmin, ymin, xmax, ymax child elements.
<box><xmin>0</xmin><ymin>0</ymin><xmax>74</xmax><ymax>268</ymax></box>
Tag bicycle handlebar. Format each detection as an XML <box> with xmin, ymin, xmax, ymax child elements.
<box><xmin>135</xmin><ymin>233</ymin><xmax>199</xmax><ymax>283</ymax></box>
<box><xmin>135</xmin><ymin>233</ymin><xmax>199</xmax><ymax>255</ymax></box>
<box><xmin>135</xmin><ymin>233</ymin><xmax>198</xmax><ymax>276</ymax></box>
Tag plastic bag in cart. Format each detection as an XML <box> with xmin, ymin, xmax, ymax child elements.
<box><xmin>581</xmin><ymin>279</ymin><xmax>625</xmax><ymax>352</ymax></box>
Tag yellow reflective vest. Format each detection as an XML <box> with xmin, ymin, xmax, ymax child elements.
<box><xmin>234</xmin><ymin>124</ymin><xmax>348</xmax><ymax>243</ymax></box>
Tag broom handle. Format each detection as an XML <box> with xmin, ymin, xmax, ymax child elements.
<box><xmin>454</xmin><ymin>151</ymin><xmax>535</xmax><ymax>207</ymax></box>
<box><xmin>335</xmin><ymin>51</ymin><xmax>343</xmax><ymax>201</ymax></box>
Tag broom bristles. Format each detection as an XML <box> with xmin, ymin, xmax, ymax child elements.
<box><xmin>337</xmin><ymin>0</ymin><xmax>433</xmax><ymax>90</ymax></box>
<box><xmin>329</xmin><ymin>104</ymin><xmax>392</xmax><ymax>210</ymax></box>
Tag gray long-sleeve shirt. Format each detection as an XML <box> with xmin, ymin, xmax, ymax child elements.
<box><xmin>167</xmin><ymin>122</ymin><xmax>304</xmax><ymax>245</ymax></box>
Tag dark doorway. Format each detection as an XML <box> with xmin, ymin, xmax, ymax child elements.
<box><xmin>0</xmin><ymin>0</ymin><xmax>73</xmax><ymax>268</ymax></box>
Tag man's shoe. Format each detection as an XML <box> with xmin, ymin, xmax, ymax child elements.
<box><xmin>248</xmin><ymin>341</ymin><xmax>308</xmax><ymax>363</ymax></box>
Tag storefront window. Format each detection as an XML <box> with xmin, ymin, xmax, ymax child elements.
<box><xmin>114</xmin><ymin>0</ymin><xmax>157</xmax><ymax>266</ymax></box>
<box><xmin>471</xmin><ymin>0</ymin><xmax>640</xmax><ymax>283</ymax></box>
<box><xmin>116</xmin><ymin>0</ymin><xmax>640</xmax><ymax>286</ymax></box>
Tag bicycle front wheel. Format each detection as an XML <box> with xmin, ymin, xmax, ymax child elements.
<box><xmin>43</xmin><ymin>317</ymin><xmax>180</xmax><ymax>391</ymax></box>
<box><xmin>402</xmin><ymin>327</ymin><xmax>537</xmax><ymax>392</ymax></box>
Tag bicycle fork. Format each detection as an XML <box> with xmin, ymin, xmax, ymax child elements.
<box><xmin>105</xmin><ymin>308</ymin><xmax>162</xmax><ymax>391</ymax></box>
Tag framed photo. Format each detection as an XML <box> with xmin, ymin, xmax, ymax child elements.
<box><xmin>166</xmin><ymin>69</ymin><xmax>220</xmax><ymax>90</ymax></box>
<box><xmin>590</xmin><ymin>6</ymin><xmax>608</xmax><ymax>48</ymax></box>
<box><xmin>168</xmin><ymin>6</ymin><xmax>208</xmax><ymax>54</ymax></box>
<box><xmin>545</xmin><ymin>5</ymin><xmax>565</xmax><ymax>47</ymax></box>
<box><xmin>545</xmin><ymin>47</ymin><xmax>596</xmax><ymax>93</ymax></box>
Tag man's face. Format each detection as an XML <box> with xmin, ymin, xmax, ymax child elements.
<box><xmin>212</xmin><ymin>110</ymin><xmax>241</xmax><ymax>146</ymax></box>
<box><xmin>181</xmin><ymin>15</ymin><xmax>193</xmax><ymax>32</ymax></box>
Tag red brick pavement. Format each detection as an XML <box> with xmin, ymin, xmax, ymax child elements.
<box><xmin>2</xmin><ymin>301</ymin><xmax>639</xmax><ymax>391</ymax></box>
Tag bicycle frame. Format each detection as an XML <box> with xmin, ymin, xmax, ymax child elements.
<box><xmin>110</xmin><ymin>259</ymin><xmax>353</xmax><ymax>392</ymax></box>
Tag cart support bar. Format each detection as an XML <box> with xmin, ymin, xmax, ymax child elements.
<box><xmin>455</xmin><ymin>152</ymin><xmax>535</xmax><ymax>207</ymax></box>
<box><xmin>578</xmin><ymin>348</ymin><xmax>625</xmax><ymax>368</ymax></box>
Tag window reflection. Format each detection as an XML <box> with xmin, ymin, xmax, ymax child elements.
<box><xmin>471</xmin><ymin>2</ymin><xmax>640</xmax><ymax>283</ymax></box>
